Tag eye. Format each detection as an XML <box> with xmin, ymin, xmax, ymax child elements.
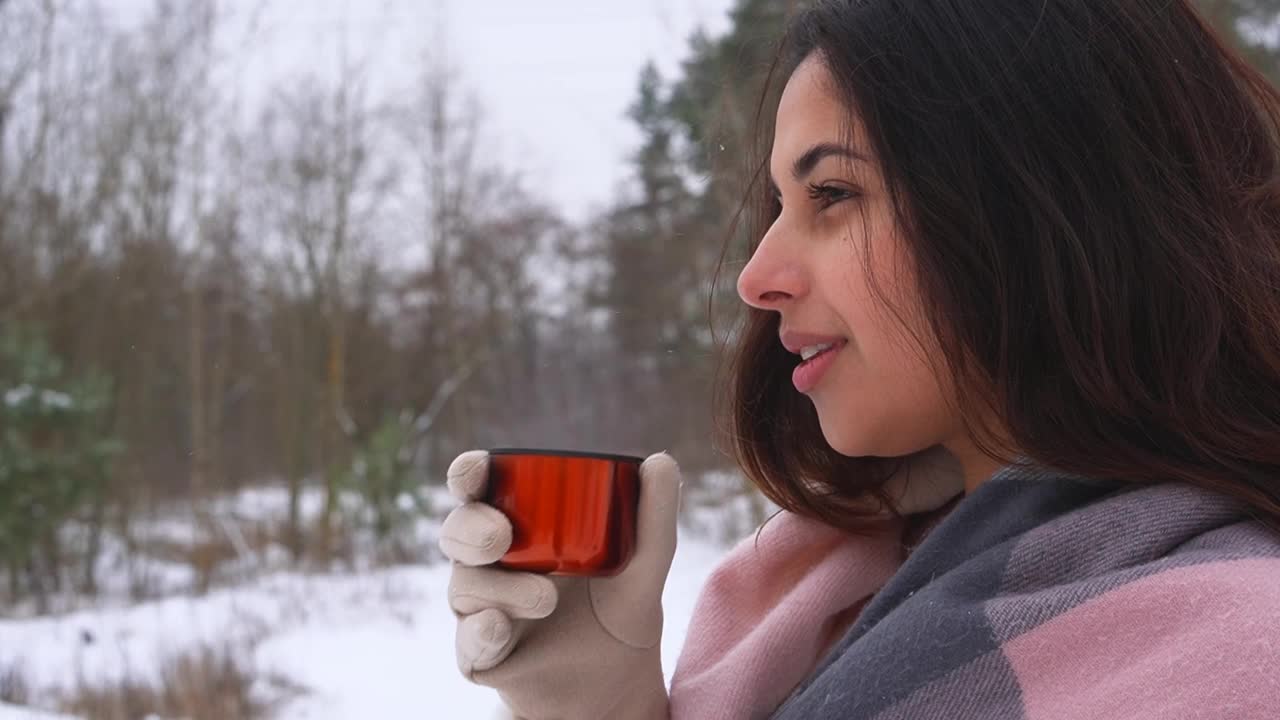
<box><xmin>806</xmin><ymin>183</ymin><xmax>858</xmax><ymax>210</ymax></box>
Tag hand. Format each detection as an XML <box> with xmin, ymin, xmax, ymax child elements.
<box><xmin>439</xmin><ymin>450</ymin><xmax>681</xmax><ymax>720</ymax></box>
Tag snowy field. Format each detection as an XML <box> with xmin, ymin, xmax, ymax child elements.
<box><xmin>0</xmin><ymin>479</ymin><xmax>757</xmax><ymax>718</ymax></box>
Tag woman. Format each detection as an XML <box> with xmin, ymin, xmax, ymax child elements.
<box><xmin>440</xmin><ymin>0</ymin><xmax>1280</xmax><ymax>717</ymax></box>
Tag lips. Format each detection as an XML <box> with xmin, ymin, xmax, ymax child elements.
<box><xmin>789</xmin><ymin>337</ymin><xmax>846</xmax><ymax>393</ymax></box>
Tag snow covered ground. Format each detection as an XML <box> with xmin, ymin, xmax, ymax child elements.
<box><xmin>0</xmin><ymin>482</ymin><xmax>749</xmax><ymax>718</ymax></box>
<box><xmin>0</xmin><ymin>703</ymin><xmax>75</xmax><ymax>719</ymax></box>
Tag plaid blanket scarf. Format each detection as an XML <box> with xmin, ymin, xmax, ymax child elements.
<box><xmin>769</xmin><ymin>465</ymin><xmax>1280</xmax><ymax>720</ymax></box>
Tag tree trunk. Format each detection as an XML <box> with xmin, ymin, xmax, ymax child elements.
<box><xmin>318</xmin><ymin>297</ymin><xmax>346</xmax><ymax>566</ymax></box>
<box><xmin>26</xmin><ymin>553</ymin><xmax>47</xmax><ymax>615</ymax></box>
<box><xmin>189</xmin><ymin>279</ymin><xmax>208</xmax><ymax>510</ymax></box>
<box><xmin>278</xmin><ymin>299</ymin><xmax>305</xmax><ymax>563</ymax></box>
<box><xmin>208</xmin><ymin>283</ymin><xmax>229</xmax><ymax>494</ymax></box>
<box><xmin>81</xmin><ymin>491</ymin><xmax>105</xmax><ymax>596</ymax></box>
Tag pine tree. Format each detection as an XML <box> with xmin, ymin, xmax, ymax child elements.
<box><xmin>0</xmin><ymin>327</ymin><xmax>122</xmax><ymax>610</ymax></box>
<box><xmin>589</xmin><ymin>1</ymin><xmax>798</xmax><ymax>467</ymax></box>
<box><xmin>596</xmin><ymin>63</ymin><xmax>697</xmax><ymax>358</ymax></box>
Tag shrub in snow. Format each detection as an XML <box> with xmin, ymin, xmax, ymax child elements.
<box><xmin>339</xmin><ymin>411</ymin><xmax>434</xmax><ymax>564</ymax></box>
<box><xmin>0</xmin><ymin>326</ymin><xmax>123</xmax><ymax>611</ymax></box>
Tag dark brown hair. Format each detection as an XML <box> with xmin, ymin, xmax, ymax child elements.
<box><xmin>721</xmin><ymin>0</ymin><xmax>1280</xmax><ymax>534</ymax></box>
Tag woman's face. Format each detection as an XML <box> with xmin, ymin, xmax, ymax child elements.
<box><xmin>737</xmin><ymin>56</ymin><xmax>959</xmax><ymax>459</ymax></box>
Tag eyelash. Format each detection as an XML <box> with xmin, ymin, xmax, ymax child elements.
<box><xmin>771</xmin><ymin>183</ymin><xmax>858</xmax><ymax>212</ymax></box>
<box><xmin>805</xmin><ymin>183</ymin><xmax>856</xmax><ymax>209</ymax></box>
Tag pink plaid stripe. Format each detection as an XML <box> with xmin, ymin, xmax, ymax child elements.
<box><xmin>1004</xmin><ymin>557</ymin><xmax>1280</xmax><ymax>720</ymax></box>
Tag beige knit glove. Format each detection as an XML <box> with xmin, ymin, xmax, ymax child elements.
<box><xmin>439</xmin><ymin>450</ymin><xmax>681</xmax><ymax>720</ymax></box>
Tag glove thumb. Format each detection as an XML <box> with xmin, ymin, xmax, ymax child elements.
<box><xmin>589</xmin><ymin>452</ymin><xmax>681</xmax><ymax>648</ymax></box>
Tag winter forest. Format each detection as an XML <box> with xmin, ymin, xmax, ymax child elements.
<box><xmin>0</xmin><ymin>0</ymin><xmax>1277</xmax><ymax>717</ymax></box>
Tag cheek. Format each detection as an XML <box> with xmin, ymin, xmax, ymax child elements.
<box><xmin>819</xmin><ymin>229</ymin><xmax>953</xmax><ymax>455</ymax></box>
<box><xmin>840</xmin><ymin>219</ymin><xmax>929</xmax><ymax>372</ymax></box>
<box><xmin>820</xmin><ymin>337</ymin><xmax>950</xmax><ymax>457</ymax></box>
<box><xmin>827</xmin><ymin>235</ymin><xmax>904</xmax><ymax>364</ymax></box>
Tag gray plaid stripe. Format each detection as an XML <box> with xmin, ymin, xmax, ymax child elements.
<box><xmin>771</xmin><ymin>466</ymin><xmax>1122</xmax><ymax>719</ymax></box>
<box><xmin>767</xmin><ymin>466</ymin><xmax>1274</xmax><ymax>720</ymax></box>
<box><xmin>870</xmin><ymin>649</ymin><xmax>1026</xmax><ymax>720</ymax></box>
<box><xmin>987</xmin><ymin>484</ymin><xmax>1279</xmax><ymax>644</ymax></box>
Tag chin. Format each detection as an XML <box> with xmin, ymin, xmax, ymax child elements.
<box><xmin>818</xmin><ymin>412</ymin><xmax>929</xmax><ymax>459</ymax></box>
<box><xmin>818</xmin><ymin>415</ymin><xmax>872</xmax><ymax>457</ymax></box>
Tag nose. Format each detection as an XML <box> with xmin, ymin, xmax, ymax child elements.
<box><xmin>736</xmin><ymin>223</ymin><xmax>807</xmax><ymax>310</ymax></box>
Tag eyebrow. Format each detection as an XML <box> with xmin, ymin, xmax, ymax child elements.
<box><xmin>770</xmin><ymin>142</ymin><xmax>867</xmax><ymax>196</ymax></box>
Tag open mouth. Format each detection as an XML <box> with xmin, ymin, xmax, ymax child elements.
<box><xmin>798</xmin><ymin>342</ymin><xmax>840</xmax><ymax>365</ymax></box>
<box><xmin>792</xmin><ymin>339</ymin><xmax>846</xmax><ymax>392</ymax></box>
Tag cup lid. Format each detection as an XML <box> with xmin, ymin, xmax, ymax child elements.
<box><xmin>488</xmin><ymin>447</ymin><xmax>644</xmax><ymax>464</ymax></box>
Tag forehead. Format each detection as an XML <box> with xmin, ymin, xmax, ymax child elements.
<box><xmin>773</xmin><ymin>57</ymin><xmax>855</xmax><ymax>163</ymax></box>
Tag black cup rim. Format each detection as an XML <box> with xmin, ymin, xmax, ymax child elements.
<box><xmin>488</xmin><ymin>448</ymin><xmax>644</xmax><ymax>464</ymax></box>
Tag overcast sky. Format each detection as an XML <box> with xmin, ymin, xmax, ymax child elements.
<box><xmin>109</xmin><ymin>0</ymin><xmax>737</xmax><ymax>223</ymax></box>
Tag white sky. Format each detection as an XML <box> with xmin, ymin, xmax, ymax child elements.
<box><xmin>107</xmin><ymin>0</ymin><xmax>737</xmax><ymax>223</ymax></box>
